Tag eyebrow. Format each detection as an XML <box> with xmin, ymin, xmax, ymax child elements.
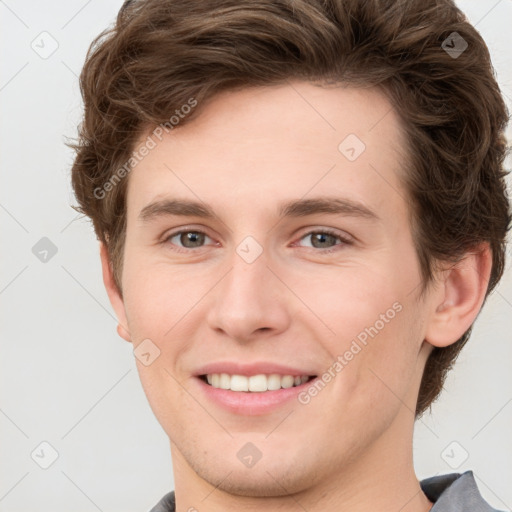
<box><xmin>138</xmin><ymin>197</ymin><xmax>380</xmax><ymax>223</ymax></box>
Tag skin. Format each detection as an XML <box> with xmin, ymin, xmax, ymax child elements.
<box><xmin>100</xmin><ymin>81</ymin><xmax>491</xmax><ymax>512</ymax></box>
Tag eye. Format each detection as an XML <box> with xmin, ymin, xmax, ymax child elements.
<box><xmin>163</xmin><ymin>229</ymin><xmax>215</xmax><ymax>252</ymax></box>
<box><xmin>294</xmin><ymin>229</ymin><xmax>353</xmax><ymax>253</ymax></box>
<box><xmin>161</xmin><ymin>227</ymin><xmax>353</xmax><ymax>254</ymax></box>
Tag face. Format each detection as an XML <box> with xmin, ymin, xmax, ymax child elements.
<box><xmin>108</xmin><ymin>82</ymin><xmax>438</xmax><ymax>496</ymax></box>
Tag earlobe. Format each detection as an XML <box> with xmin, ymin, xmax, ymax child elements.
<box><xmin>425</xmin><ymin>243</ymin><xmax>492</xmax><ymax>348</ymax></box>
<box><xmin>116</xmin><ymin>323</ymin><xmax>132</xmax><ymax>342</ymax></box>
<box><xmin>99</xmin><ymin>242</ymin><xmax>132</xmax><ymax>343</ymax></box>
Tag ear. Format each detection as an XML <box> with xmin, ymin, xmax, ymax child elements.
<box><xmin>99</xmin><ymin>242</ymin><xmax>132</xmax><ymax>343</ymax></box>
<box><xmin>424</xmin><ymin>242</ymin><xmax>493</xmax><ymax>348</ymax></box>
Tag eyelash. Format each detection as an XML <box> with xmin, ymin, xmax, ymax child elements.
<box><xmin>161</xmin><ymin>227</ymin><xmax>353</xmax><ymax>254</ymax></box>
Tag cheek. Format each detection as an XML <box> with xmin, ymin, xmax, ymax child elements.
<box><xmin>121</xmin><ymin>261</ymin><xmax>204</xmax><ymax>341</ymax></box>
<box><xmin>121</xmin><ymin>264</ymin><xmax>210</xmax><ymax>397</ymax></box>
<box><xmin>303</xmin><ymin>265</ymin><xmax>420</xmax><ymax>404</ymax></box>
<box><xmin>336</xmin><ymin>299</ymin><xmax>422</xmax><ymax>425</ymax></box>
<box><xmin>289</xmin><ymin>261</ymin><xmax>404</xmax><ymax>345</ymax></box>
<box><xmin>123</xmin><ymin>268</ymin><xmax>195</xmax><ymax>420</ymax></box>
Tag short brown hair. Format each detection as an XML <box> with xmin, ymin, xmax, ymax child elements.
<box><xmin>69</xmin><ymin>0</ymin><xmax>511</xmax><ymax>418</ymax></box>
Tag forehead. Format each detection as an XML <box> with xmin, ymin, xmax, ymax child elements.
<box><xmin>126</xmin><ymin>81</ymin><xmax>409</xmax><ymax>223</ymax></box>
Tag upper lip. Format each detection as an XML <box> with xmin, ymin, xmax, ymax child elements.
<box><xmin>195</xmin><ymin>362</ymin><xmax>318</xmax><ymax>377</ymax></box>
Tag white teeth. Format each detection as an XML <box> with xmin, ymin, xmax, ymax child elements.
<box><xmin>230</xmin><ymin>374</ymin><xmax>249</xmax><ymax>391</ymax></box>
<box><xmin>248</xmin><ymin>374</ymin><xmax>267</xmax><ymax>392</ymax></box>
<box><xmin>267</xmin><ymin>374</ymin><xmax>282</xmax><ymax>391</ymax></box>
<box><xmin>204</xmin><ymin>373</ymin><xmax>312</xmax><ymax>392</ymax></box>
<box><xmin>219</xmin><ymin>373</ymin><xmax>231</xmax><ymax>390</ymax></box>
<box><xmin>281</xmin><ymin>375</ymin><xmax>294</xmax><ymax>388</ymax></box>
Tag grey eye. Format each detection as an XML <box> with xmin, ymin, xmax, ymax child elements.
<box><xmin>168</xmin><ymin>231</ymin><xmax>209</xmax><ymax>248</ymax></box>
<box><xmin>305</xmin><ymin>232</ymin><xmax>338</xmax><ymax>249</ymax></box>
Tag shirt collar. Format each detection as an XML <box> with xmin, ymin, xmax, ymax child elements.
<box><xmin>420</xmin><ymin>470</ymin><xmax>504</xmax><ymax>511</ymax></box>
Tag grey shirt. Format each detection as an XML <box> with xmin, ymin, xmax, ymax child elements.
<box><xmin>149</xmin><ymin>470</ymin><xmax>505</xmax><ymax>512</ymax></box>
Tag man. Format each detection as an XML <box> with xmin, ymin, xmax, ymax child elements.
<box><xmin>69</xmin><ymin>0</ymin><xmax>510</xmax><ymax>510</ymax></box>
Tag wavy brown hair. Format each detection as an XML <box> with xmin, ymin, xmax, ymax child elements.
<box><xmin>69</xmin><ymin>0</ymin><xmax>511</xmax><ymax>418</ymax></box>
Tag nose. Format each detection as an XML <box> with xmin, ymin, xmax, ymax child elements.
<box><xmin>205</xmin><ymin>244</ymin><xmax>291</xmax><ymax>343</ymax></box>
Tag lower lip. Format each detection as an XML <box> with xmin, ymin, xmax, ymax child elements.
<box><xmin>195</xmin><ymin>376</ymin><xmax>317</xmax><ymax>416</ymax></box>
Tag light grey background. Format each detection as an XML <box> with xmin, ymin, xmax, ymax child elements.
<box><xmin>1</xmin><ymin>1</ymin><xmax>511</xmax><ymax>511</ymax></box>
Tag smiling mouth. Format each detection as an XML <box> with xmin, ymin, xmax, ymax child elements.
<box><xmin>199</xmin><ymin>373</ymin><xmax>317</xmax><ymax>392</ymax></box>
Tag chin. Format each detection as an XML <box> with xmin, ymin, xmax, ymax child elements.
<box><xmin>207</xmin><ymin>468</ymin><xmax>311</xmax><ymax>497</ymax></box>
<box><xmin>190</xmin><ymin>453</ymin><xmax>319</xmax><ymax>498</ymax></box>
